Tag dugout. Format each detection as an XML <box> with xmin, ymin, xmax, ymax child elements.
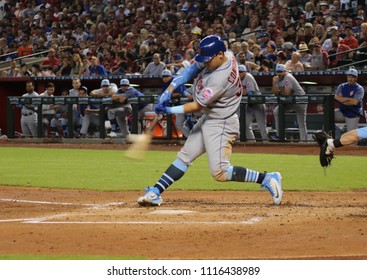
<box><xmin>1</xmin><ymin>71</ymin><xmax>367</xmax><ymax>141</ymax></box>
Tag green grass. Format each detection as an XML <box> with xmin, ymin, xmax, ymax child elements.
<box><xmin>0</xmin><ymin>146</ymin><xmax>366</xmax><ymax>191</ymax></box>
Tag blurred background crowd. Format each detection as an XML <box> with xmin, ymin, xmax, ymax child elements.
<box><xmin>1</xmin><ymin>0</ymin><xmax>367</xmax><ymax>77</ymax></box>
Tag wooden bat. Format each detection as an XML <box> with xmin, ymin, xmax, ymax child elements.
<box><xmin>125</xmin><ymin>114</ymin><xmax>161</xmax><ymax>160</ymax></box>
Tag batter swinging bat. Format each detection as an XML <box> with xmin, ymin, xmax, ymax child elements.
<box><xmin>125</xmin><ymin>114</ymin><xmax>162</xmax><ymax>160</ymax></box>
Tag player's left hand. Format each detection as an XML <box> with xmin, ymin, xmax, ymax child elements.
<box><xmin>154</xmin><ymin>103</ymin><xmax>171</xmax><ymax>115</ymax></box>
<box><xmin>159</xmin><ymin>89</ymin><xmax>172</xmax><ymax>105</ymax></box>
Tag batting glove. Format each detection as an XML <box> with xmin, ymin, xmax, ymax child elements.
<box><xmin>158</xmin><ymin>89</ymin><xmax>172</xmax><ymax>105</ymax></box>
<box><xmin>154</xmin><ymin>103</ymin><xmax>172</xmax><ymax>115</ymax></box>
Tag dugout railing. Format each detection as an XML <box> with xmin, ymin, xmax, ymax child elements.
<box><xmin>6</xmin><ymin>94</ymin><xmax>335</xmax><ymax>142</ymax></box>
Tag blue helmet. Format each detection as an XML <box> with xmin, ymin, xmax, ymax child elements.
<box><xmin>195</xmin><ymin>35</ymin><xmax>226</xmax><ymax>63</ymax></box>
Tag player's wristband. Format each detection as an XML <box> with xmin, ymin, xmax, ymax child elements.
<box><xmin>167</xmin><ymin>105</ymin><xmax>184</xmax><ymax>114</ymax></box>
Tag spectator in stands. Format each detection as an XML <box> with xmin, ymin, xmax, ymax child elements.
<box><xmin>339</xmin><ymin>25</ymin><xmax>358</xmax><ymax>56</ymax></box>
<box><xmin>298</xmin><ymin>42</ymin><xmax>312</xmax><ymax>70</ymax></box>
<box><xmin>282</xmin><ymin>42</ymin><xmax>295</xmax><ymax>61</ymax></box>
<box><xmin>267</xmin><ymin>21</ymin><xmax>282</xmax><ymax>42</ymax></box>
<box><xmin>240</xmin><ymin>41</ymin><xmax>254</xmax><ymax>62</ymax></box>
<box><xmin>70</xmin><ymin>53</ymin><xmax>85</xmax><ymax>76</ymax></box>
<box><xmin>303</xmin><ymin>22</ymin><xmax>315</xmax><ymax>45</ymax></box>
<box><xmin>102</xmin><ymin>49</ymin><xmax>118</xmax><ymax>74</ymax></box>
<box><xmin>17</xmin><ymin>35</ymin><xmax>33</xmax><ymax>57</ymax></box>
<box><xmin>54</xmin><ymin>55</ymin><xmax>72</xmax><ymax>76</ymax></box>
<box><xmin>143</xmin><ymin>53</ymin><xmax>165</xmax><ymax>75</ymax></box>
<box><xmin>309</xmin><ymin>43</ymin><xmax>329</xmax><ymax>70</ymax></box>
<box><xmin>30</xmin><ymin>63</ymin><xmax>42</xmax><ymax>77</ymax></box>
<box><xmin>7</xmin><ymin>59</ymin><xmax>19</xmax><ymax>77</ymax></box>
<box><xmin>251</xmin><ymin>44</ymin><xmax>266</xmax><ymax>67</ymax></box>
<box><xmin>84</xmin><ymin>55</ymin><xmax>108</xmax><ymax>76</ymax></box>
<box><xmin>328</xmin><ymin>34</ymin><xmax>353</xmax><ymax>68</ymax></box>
<box><xmin>17</xmin><ymin>63</ymin><xmax>32</xmax><ymax>77</ymax></box>
<box><xmin>41</xmin><ymin>48</ymin><xmax>60</xmax><ymax>70</ymax></box>
<box><xmin>322</xmin><ymin>25</ymin><xmax>340</xmax><ymax>52</ymax></box>
<box><xmin>284</xmin><ymin>52</ymin><xmax>304</xmax><ymax>72</ymax></box>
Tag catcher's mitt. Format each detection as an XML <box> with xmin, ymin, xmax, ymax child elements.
<box><xmin>312</xmin><ymin>131</ymin><xmax>334</xmax><ymax>168</ymax></box>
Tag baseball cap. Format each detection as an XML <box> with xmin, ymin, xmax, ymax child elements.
<box><xmin>120</xmin><ymin>78</ymin><xmax>130</xmax><ymax>86</ymax></box>
<box><xmin>276</xmin><ymin>64</ymin><xmax>286</xmax><ymax>72</ymax></box>
<box><xmin>80</xmin><ymin>86</ymin><xmax>88</xmax><ymax>92</ymax></box>
<box><xmin>101</xmin><ymin>79</ymin><xmax>111</xmax><ymax>87</ymax></box>
<box><xmin>238</xmin><ymin>64</ymin><xmax>247</xmax><ymax>73</ymax></box>
<box><xmin>345</xmin><ymin>68</ymin><xmax>358</xmax><ymax>77</ymax></box>
<box><xmin>144</xmin><ymin>20</ymin><xmax>152</xmax><ymax>25</ymax></box>
<box><xmin>305</xmin><ymin>22</ymin><xmax>313</xmax><ymax>28</ymax></box>
<box><xmin>161</xmin><ymin>69</ymin><xmax>172</xmax><ymax>77</ymax></box>
<box><xmin>283</xmin><ymin>42</ymin><xmax>294</xmax><ymax>50</ymax></box>
<box><xmin>174</xmin><ymin>54</ymin><xmax>183</xmax><ymax>60</ymax></box>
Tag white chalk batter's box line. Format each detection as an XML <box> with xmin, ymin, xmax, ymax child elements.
<box><xmin>0</xmin><ymin>198</ymin><xmax>264</xmax><ymax>225</ymax></box>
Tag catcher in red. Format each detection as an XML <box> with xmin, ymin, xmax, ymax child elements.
<box><xmin>313</xmin><ymin>127</ymin><xmax>367</xmax><ymax>167</ymax></box>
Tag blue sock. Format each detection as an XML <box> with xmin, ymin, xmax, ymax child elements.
<box><xmin>154</xmin><ymin>159</ymin><xmax>188</xmax><ymax>193</ymax></box>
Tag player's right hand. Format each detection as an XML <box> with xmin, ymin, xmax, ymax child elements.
<box><xmin>154</xmin><ymin>103</ymin><xmax>171</xmax><ymax>115</ymax></box>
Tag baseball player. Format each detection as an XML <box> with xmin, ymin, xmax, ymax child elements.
<box><xmin>116</xmin><ymin>78</ymin><xmax>152</xmax><ymax>134</ymax></box>
<box><xmin>271</xmin><ymin>64</ymin><xmax>308</xmax><ymax>141</ymax></box>
<box><xmin>50</xmin><ymin>89</ymin><xmax>69</xmax><ymax>138</ymax></box>
<box><xmin>69</xmin><ymin>77</ymin><xmax>82</xmax><ymax>136</ymax></box>
<box><xmin>334</xmin><ymin>68</ymin><xmax>364</xmax><ymax>136</ymax></box>
<box><xmin>20</xmin><ymin>80</ymin><xmax>39</xmax><ymax>138</ymax></box>
<box><xmin>81</xmin><ymin>79</ymin><xmax>117</xmax><ymax>137</ymax></box>
<box><xmin>96</xmin><ymin>79</ymin><xmax>132</xmax><ymax>138</ymax></box>
<box><xmin>238</xmin><ymin>64</ymin><xmax>268</xmax><ymax>141</ymax></box>
<box><xmin>40</xmin><ymin>82</ymin><xmax>56</xmax><ymax>137</ymax></box>
<box><xmin>137</xmin><ymin>35</ymin><xmax>283</xmax><ymax>207</ymax></box>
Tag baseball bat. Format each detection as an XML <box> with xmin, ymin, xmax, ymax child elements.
<box><xmin>125</xmin><ymin>114</ymin><xmax>162</xmax><ymax>160</ymax></box>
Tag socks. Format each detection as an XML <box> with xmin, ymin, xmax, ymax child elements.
<box><xmin>333</xmin><ymin>139</ymin><xmax>343</xmax><ymax>148</ymax></box>
<box><xmin>228</xmin><ymin>166</ymin><xmax>265</xmax><ymax>184</ymax></box>
<box><xmin>154</xmin><ymin>159</ymin><xmax>188</xmax><ymax>193</ymax></box>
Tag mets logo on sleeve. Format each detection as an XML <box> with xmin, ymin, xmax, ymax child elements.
<box><xmin>200</xmin><ymin>87</ymin><xmax>213</xmax><ymax>100</ymax></box>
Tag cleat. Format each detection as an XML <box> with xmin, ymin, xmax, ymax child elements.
<box><xmin>261</xmin><ymin>172</ymin><xmax>283</xmax><ymax>205</ymax></box>
<box><xmin>137</xmin><ymin>187</ymin><xmax>163</xmax><ymax>206</ymax></box>
<box><xmin>107</xmin><ymin>131</ymin><xmax>117</xmax><ymax>138</ymax></box>
<box><xmin>325</xmin><ymin>138</ymin><xmax>335</xmax><ymax>155</ymax></box>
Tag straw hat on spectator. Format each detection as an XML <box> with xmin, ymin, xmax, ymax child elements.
<box><xmin>298</xmin><ymin>42</ymin><xmax>309</xmax><ymax>52</ymax></box>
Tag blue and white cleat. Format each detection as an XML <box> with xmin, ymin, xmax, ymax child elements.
<box><xmin>137</xmin><ymin>187</ymin><xmax>163</xmax><ymax>206</ymax></box>
<box><xmin>261</xmin><ymin>172</ymin><xmax>283</xmax><ymax>205</ymax></box>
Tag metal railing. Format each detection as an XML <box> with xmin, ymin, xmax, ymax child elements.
<box><xmin>6</xmin><ymin>95</ymin><xmax>335</xmax><ymax>141</ymax></box>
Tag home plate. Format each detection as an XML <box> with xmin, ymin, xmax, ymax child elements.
<box><xmin>150</xmin><ymin>210</ymin><xmax>195</xmax><ymax>215</ymax></box>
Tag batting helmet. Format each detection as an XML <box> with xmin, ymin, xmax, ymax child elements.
<box><xmin>195</xmin><ymin>35</ymin><xmax>226</xmax><ymax>63</ymax></box>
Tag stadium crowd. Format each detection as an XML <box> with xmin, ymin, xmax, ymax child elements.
<box><xmin>1</xmin><ymin>0</ymin><xmax>367</xmax><ymax>77</ymax></box>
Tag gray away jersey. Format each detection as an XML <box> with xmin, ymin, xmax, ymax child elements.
<box><xmin>193</xmin><ymin>51</ymin><xmax>242</xmax><ymax>119</ymax></box>
<box><xmin>276</xmin><ymin>73</ymin><xmax>305</xmax><ymax>95</ymax></box>
<box><xmin>242</xmin><ymin>72</ymin><xmax>261</xmax><ymax>95</ymax></box>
